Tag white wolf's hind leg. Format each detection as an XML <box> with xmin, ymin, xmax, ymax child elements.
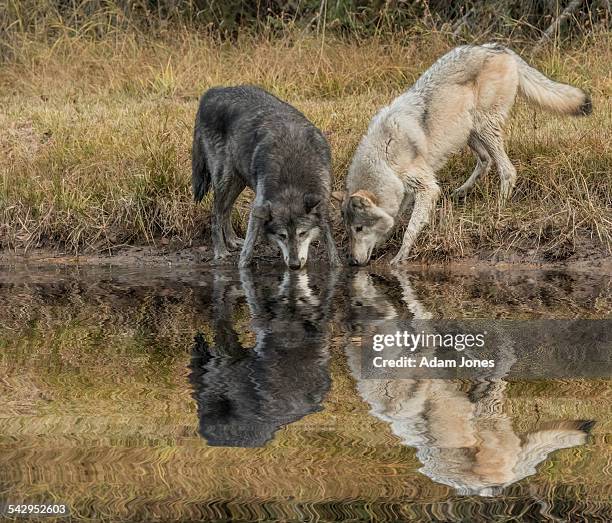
<box><xmin>390</xmin><ymin>181</ymin><xmax>440</xmax><ymax>265</ymax></box>
<box><xmin>480</xmin><ymin>129</ymin><xmax>517</xmax><ymax>203</ymax></box>
<box><xmin>453</xmin><ymin>133</ymin><xmax>492</xmax><ymax>198</ymax></box>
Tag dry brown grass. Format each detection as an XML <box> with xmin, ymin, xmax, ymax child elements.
<box><xmin>1</xmin><ymin>28</ymin><xmax>610</xmax><ymax>261</ymax></box>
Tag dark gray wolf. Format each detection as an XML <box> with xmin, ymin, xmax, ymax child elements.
<box><xmin>192</xmin><ymin>85</ymin><xmax>340</xmax><ymax>269</ymax></box>
<box><xmin>333</xmin><ymin>44</ymin><xmax>593</xmax><ymax>265</ymax></box>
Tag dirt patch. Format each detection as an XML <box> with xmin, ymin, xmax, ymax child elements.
<box><xmin>2</xmin><ymin>243</ymin><xmax>611</xmax><ymax>275</ymax></box>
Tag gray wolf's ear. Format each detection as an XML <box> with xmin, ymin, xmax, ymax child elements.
<box><xmin>331</xmin><ymin>191</ymin><xmax>347</xmax><ymax>204</ymax></box>
<box><xmin>304</xmin><ymin>193</ymin><xmax>322</xmax><ymax>214</ymax></box>
<box><xmin>252</xmin><ymin>201</ymin><xmax>272</xmax><ymax>220</ymax></box>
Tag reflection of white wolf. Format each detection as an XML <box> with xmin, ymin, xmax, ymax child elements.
<box><xmin>335</xmin><ymin>44</ymin><xmax>592</xmax><ymax>265</ymax></box>
<box><xmin>346</xmin><ymin>270</ymin><xmax>594</xmax><ymax>496</ymax></box>
<box><xmin>352</xmin><ymin>378</ymin><xmax>593</xmax><ymax>497</ymax></box>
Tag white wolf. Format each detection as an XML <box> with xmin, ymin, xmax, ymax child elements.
<box><xmin>334</xmin><ymin>44</ymin><xmax>592</xmax><ymax>265</ymax></box>
<box><xmin>345</xmin><ymin>269</ymin><xmax>594</xmax><ymax>497</ymax></box>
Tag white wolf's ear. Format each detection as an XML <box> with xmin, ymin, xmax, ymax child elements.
<box><xmin>331</xmin><ymin>191</ymin><xmax>347</xmax><ymax>204</ymax></box>
<box><xmin>252</xmin><ymin>201</ymin><xmax>271</xmax><ymax>220</ymax></box>
<box><xmin>304</xmin><ymin>194</ymin><xmax>322</xmax><ymax>214</ymax></box>
<box><xmin>349</xmin><ymin>191</ymin><xmax>376</xmax><ymax>209</ymax></box>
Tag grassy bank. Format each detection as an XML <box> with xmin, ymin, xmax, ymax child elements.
<box><xmin>1</xmin><ymin>28</ymin><xmax>610</xmax><ymax>261</ymax></box>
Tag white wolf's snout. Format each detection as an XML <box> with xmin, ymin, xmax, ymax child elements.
<box><xmin>344</xmin><ymin>192</ymin><xmax>395</xmax><ymax>265</ymax></box>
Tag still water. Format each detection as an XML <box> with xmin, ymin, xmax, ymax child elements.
<box><xmin>0</xmin><ymin>265</ymin><xmax>610</xmax><ymax>521</ymax></box>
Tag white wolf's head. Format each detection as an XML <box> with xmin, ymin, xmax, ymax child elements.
<box><xmin>333</xmin><ymin>190</ymin><xmax>394</xmax><ymax>266</ymax></box>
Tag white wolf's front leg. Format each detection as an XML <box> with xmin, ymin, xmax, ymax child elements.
<box><xmin>321</xmin><ymin>216</ymin><xmax>342</xmax><ymax>266</ymax></box>
<box><xmin>390</xmin><ymin>182</ymin><xmax>440</xmax><ymax>265</ymax></box>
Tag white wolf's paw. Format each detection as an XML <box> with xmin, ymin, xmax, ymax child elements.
<box><xmin>390</xmin><ymin>253</ymin><xmax>409</xmax><ymax>265</ymax></box>
<box><xmin>452</xmin><ymin>187</ymin><xmax>469</xmax><ymax>200</ymax></box>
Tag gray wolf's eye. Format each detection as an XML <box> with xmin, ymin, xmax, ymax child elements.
<box><xmin>277</xmin><ymin>232</ymin><xmax>288</xmax><ymax>240</ymax></box>
<box><xmin>298</xmin><ymin>231</ymin><xmax>307</xmax><ymax>238</ymax></box>
<box><xmin>355</xmin><ymin>226</ymin><xmax>363</xmax><ymax>233</ymax></box>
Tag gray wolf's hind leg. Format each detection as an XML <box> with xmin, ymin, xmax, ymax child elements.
<box><xmin>479</xmin><ymin>127</ymin><xmax>517</xmax><ymax>203</ymax></box>
<box><xmin>224</xmin><ymin>221</ymin><xmax>244</xmax><ymax>251</ymax></box>
<box><xmin>391</xmin><ymin>176</ymin><xmax>440</xmax><ymax>265</ymax></box>
<box><xmin>212</xmin><ymin>169</ymin><xmax>243</xmax><ymax>260</ymax></box>
<box><xmin>211</xmin><ymin>204</ymin><xmax>229</xmax><ymax>261</ymax></box>
<box><xmin>222</xmin><ymin>175</ymin><xmax>246</xmax><ymax>251</ymax></box>
<box><xmin>453</xmin><ymin>133</ymin><xmax>492</xmax><ymax>198</ymax></box>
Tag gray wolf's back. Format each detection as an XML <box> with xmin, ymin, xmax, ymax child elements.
<box><xmin>198</xmin><ymin>85</ymin><xmax>305</xmax><ymax>139</ymax></box>
<box><xmin>193</xmin><ymin>85</ymin><xmax>330</xmax><ymax>201</ymax></box>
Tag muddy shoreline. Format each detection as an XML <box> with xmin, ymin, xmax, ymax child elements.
<box><xmin>2</xmin><ymin>245</ymin><xmax>611</xmax><ymax>274</ymax></box>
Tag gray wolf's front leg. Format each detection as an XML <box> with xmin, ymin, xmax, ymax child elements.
<box><xmin>390</xmin><ymin>182</ymin><xmax>440</xmax><ymax>265</ymax></box>
<box><xmin>321</xmin><ymin>215</ymin><xmax>342</xmax><ymax>266</ymax></box>
<box><xmin>238</xmin><ymin>205</ymin><xmax>266</xmax><ymax>268</ymax></box>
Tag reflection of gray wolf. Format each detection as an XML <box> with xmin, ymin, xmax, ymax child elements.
<box><xmin>189</xmin><ymin>268</ymin><xmax>335</xmax><ymax>447</ymax></box>
<box><xmin>345</xmin><ymin>269</ymin><xmax>594</xmax><ymax>496</ymax></box>
<box><xmin>192</xmin><ymin>85</ymin><xmax>340</xmax><ymax>269</ymax></box>
<box><xmin>334</xmin><ymin>44</ymin><xmax>592</xmax><ymax>265</ymax></box>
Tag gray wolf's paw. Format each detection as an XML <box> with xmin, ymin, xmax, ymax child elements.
<box><xmin>213</xmin><ymin>251</ymin><xmax>232</xmax><ymax>263</ymax></box>
<box><xmin>329</xmin><ymin>253</ymin><xmax>343</xmax><ymax>267</ymax></box>
<box><xmin>226</xmin><ymin>237</ymin><xmax>244</xmax><ymax>251</ymax></box>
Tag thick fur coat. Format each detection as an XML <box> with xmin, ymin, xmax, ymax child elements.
<box><xmin>193</xmin><ymin>85</ymin><xmax>340</xmax><ymax>268</ymax></box>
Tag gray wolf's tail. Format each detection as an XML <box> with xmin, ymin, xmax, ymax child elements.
<box><xmin>192</xmin><ymin>123</ymin><xmax>210</xmax><ymax>203</ymax></box>
<box><xmin>507</xmin><ymin>49</ymin><xmax>592</xmax><ymax>116</ymax></box>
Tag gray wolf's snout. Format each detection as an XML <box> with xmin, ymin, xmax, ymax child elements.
<box><xmin>348</xmin><ymin>256</ymin><xmax>366</xmax><ymax>267</ymax></box>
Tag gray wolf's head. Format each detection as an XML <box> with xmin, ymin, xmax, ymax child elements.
<box><xmin>333</xmin><ymin>190</ymin><xmax>394</xmax><ymax>266</ymax></box>
<box><xmin>253</xmin><ymin>193</ymin><xmax>322</xmax><ymax>270</ymax></box>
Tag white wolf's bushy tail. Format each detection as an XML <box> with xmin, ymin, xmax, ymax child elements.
<box><xmin>510</xmin><ymin>50</ymin><xmax>592</xmax><ymax>116</ymax></box>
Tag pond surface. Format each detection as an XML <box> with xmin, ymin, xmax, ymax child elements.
<box><xmin>0</xmin><ymin>265</ymin><xmax>610</xmax><ymax>521</ymax></box>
